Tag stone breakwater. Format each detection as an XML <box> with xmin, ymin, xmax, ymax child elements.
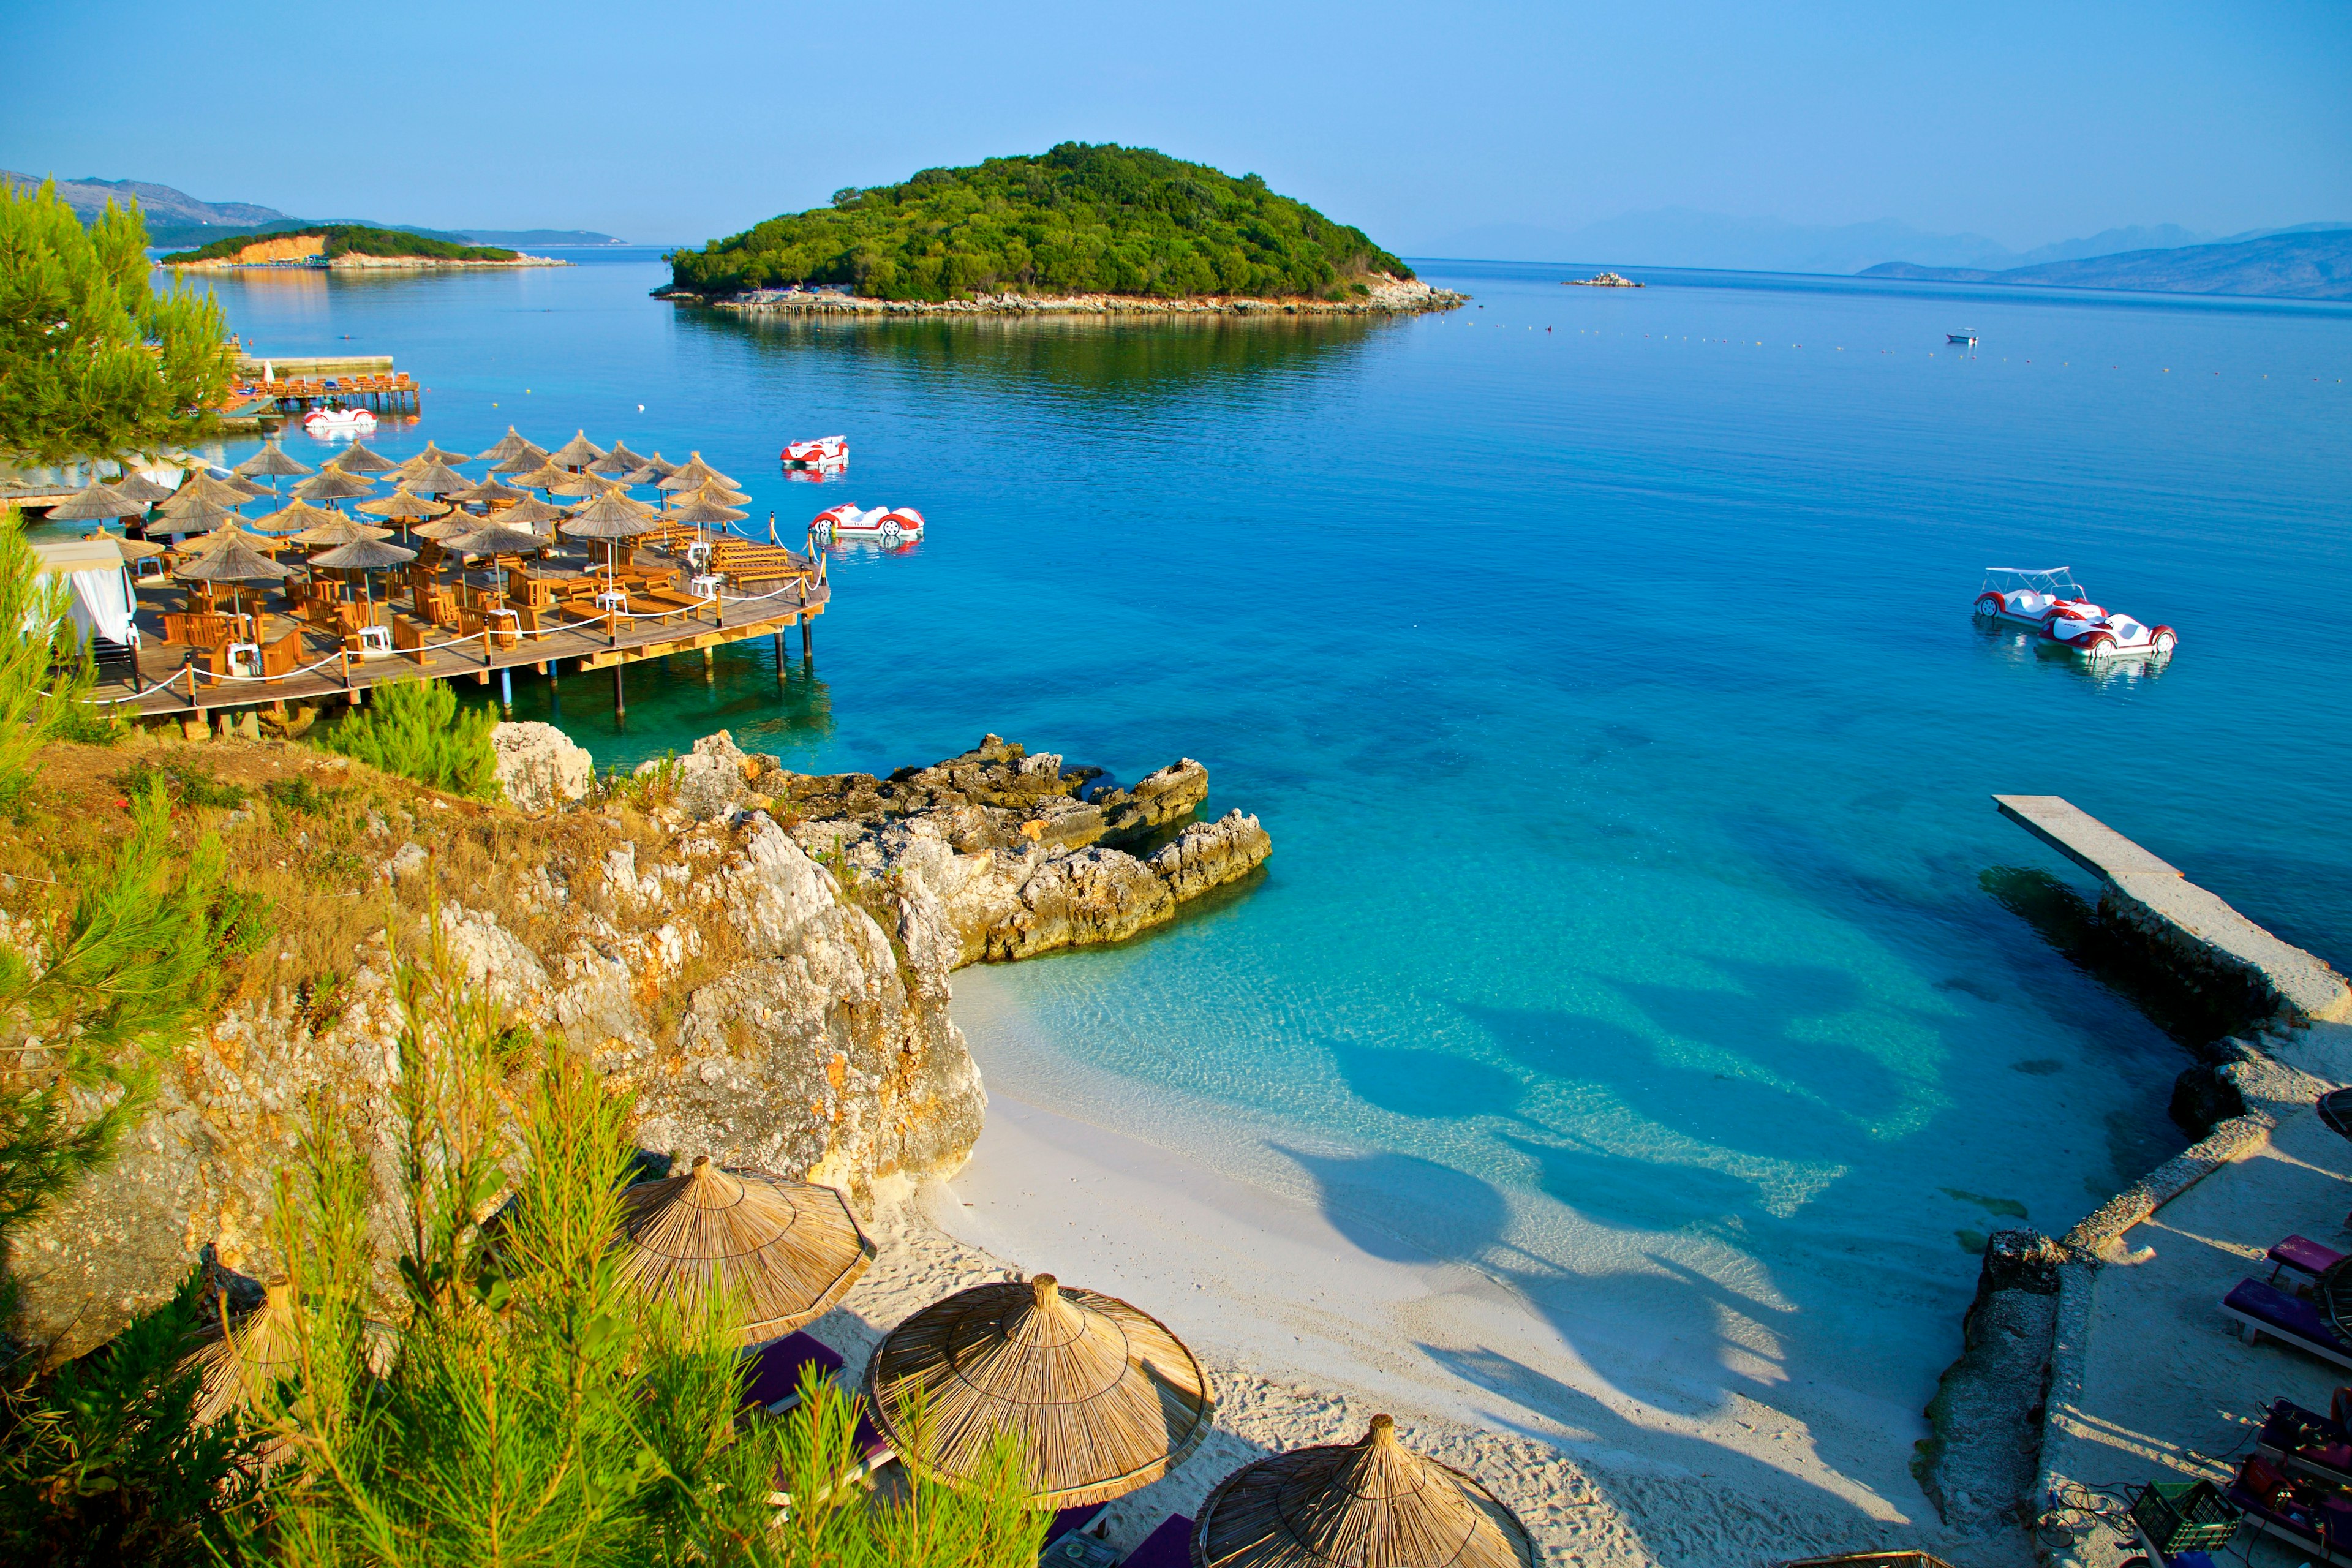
<box><xmin>657</xmin><ymin>274</ymin><xmax>1464</xmax><ymax>317</ymax></box>
<box><xmin>12</xmin><ymin>728</ymin><xmax>1268</xmax><ymax>1362</ymax></box>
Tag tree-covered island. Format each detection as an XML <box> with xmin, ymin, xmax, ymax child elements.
<box><xmin>665</xmin><ymin>143</ymin><xmax>1441</xmax><ymax>308</ymax></box>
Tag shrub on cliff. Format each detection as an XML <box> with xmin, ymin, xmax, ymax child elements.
<box><xmin>0</xmin><ymin>180</ymin><xmax>235</xmax><ymax>463</ymax></box>
<box><xmin>318</xmin><ymin>678</ymin><xmax>501</xmax><ymax>799</ymax></box>
<box><xmin>667</xmin><ymin>142</ymin><xmax>1411</xmax><ymax>302</ymax></box>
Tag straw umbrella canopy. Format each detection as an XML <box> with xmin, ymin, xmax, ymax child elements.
<box><xmin>290</xmin><ymin>464</ymin><xmax>377</xmax><ymax>505</ymax></box>
<box><xmin>613</xmin><ymin>1158</ymin><xmax>875</xmax><ymax>1346</ymax></box>
<box><xmin>46</xmin><ymin>478</ymin><xmax>135</xmax><ymax>522</ymax></box>
<box><xmin>234</xmin><ymin>440</ymin><xmax>312</xmax><ymax>484</ymax></box>
<box><xmin>586</xmin><ymin>440</ymin><xmax>648</xmax><ymax>477</ymax></box>
<box><xmin>864</xmin><ymin>1274</ymin><xmax>1215</xmax><ymax>1509</ymax></box>
<box><xmin>329</xmin><ymin>439</ymin><xmax>400</xmax><ymax>475</ymax></box>
<box><xmin>475</xmin><ymin>426</ymin><xmax>538</xmax><ymax>465</ymax></box>
<box><xmin>108</xmin><ymin>469</ymin><xmax>178</xmax><ymax>507</ymax></box>
<box><xmin>176</xmin><ymin>468</ymin><xmax>258</xmax><ymax>508</ymax></box>
<box><xmin>507</xmin><ymin>459</ymin><xmax>575</xmax><ymax>494</ymax></box>
<box><xmin>690</xmin><ymin>478</ymin><xmax>753</xmax><ymax>507</ymax></box>
<box><xmin>181</xmin><ymin>1281</ymin><xmax>304</xmax><ymax>1432</ymax></box>
<box><xmin>255</xmin><ymin>497</ymin><xmax>339</xmax><ymax>537</ymax></box>
<box><xmin>176</xmin><ymin>532</ymin><xmax>293</xmax><ymax>614</ymax></box>
<box><xmin>407</xmin><ymin>440</ymin><xmax>473</xmax><ymax>467</ymax></box>
<box><xmin>665</xmin><ymin>494</ymin><xmax>748</xmax><ymax>527</ymax></box>
<box><xmin>357</xmin><ymin>486</ymin><xmax>451</xmax><ymax>524</ymax></box>
<box><xmin>310</xmin><ymin>537</ymin><xmax>416</xmax><ymax>572</ymax></box>
<box><xmin>399</xmin><ymin>459</ymin><xmax>473</xmax><ymax>497</ymax></box>
<box><xmin>154</xmin><ymin>491</ymin><xmax>243</xmax><ymax>537</ymax></box>
<box><xmin>561</xmin><ymin>491</ymin><xmax>658</xmax><ymax>594</ymax></box>
<box><xmin>658</xmin><ymin>453</ymin><xmax>737</xmax><ymax>492</ymax></box>
<box><xmin>447</xmin><ymin>477</ymin><xmax>526</xmax><ymax>507</ymax></box>
<box><xmin>1191</xmin><ymin>1414</ymin><xmax>1536</xmax><ymax>1568</ymax></box>
<box><xmin>106</xmin><ymin>533</ymin><xmax>169</xmax><ymax>563</ymax></box>
<box><xmin>491</xmin><ymin>443</ymin><xmax>552</xmax><ymax>476</ymax></box>
<box><xmin>492</xmin><ymin>494</ymin><xmax>568</xmax><ymax>530</ymax></box>
<box><xmin>293</xmin><ymin>513</ymin><xmax>392</xmax><ymax>548</ymax></box>
<box><xmin>546</xmin><ymin>429</ymin><xmax>608</xmax><ymax>470</ymax></box>
<box><xmin>448</xmin><ymin>525</ymin><xmax>548</xmax><ymax>600</ymax></box>
<box><xmin>623</xmin><ymin>453</ymin><xmax>681</xmax><ymax>485</ymax></box>
<box><xmin>413</xmin><ymin>513</ymin><xmax>486</xmax><ymax>543</ymax></box>
<box><xmin>546</xmin><ymin>471</ymin><xmax>605</xmax><ymax>499</ymax></box>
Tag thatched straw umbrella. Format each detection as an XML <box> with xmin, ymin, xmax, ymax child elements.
<box><xmin>447</xmin><ymin>525</ymin><xmax>548</xmax><ymax>601</ymax></box>
<box><xmin>290</xmin><ymin>464</ymin><xmax>377</xmax><ymax>507</ymax></box>
<box><xmin>476</xmin><ymin>426</ymin><xmax>540</xmax><ymax>466</ymax></box>
<box><xmin>181</xmin><ymin>1281</ymin><xmax>304</xmax><ymax>1431</ymax></box>
<box><xmin>691</xmin><ymin>478</ymin><xmax>753</xmax><ymax>507</ymax></box>
<box><xmin>614</xmin><ymin>1157</ymin><xmax>875</xmax><ymax>1344</ymax></box>
<box><xmin>624</xmin><ymin>453</ymin><xmax>681</xmax><ymax>486</ymax></box>
<box><xmin>865</xmin><ymin>1274</ymin><xmax>1215</xmax><ymax>1509</ymax></box>
<box><xmin>329</xmin><ymin>439</ymin><xmax>400</xmax><ymax>475</ymax></box>
<box><xmin>399</xmin><ymin>459</ymin><xmax>472</xmax><ymax>498</ymax></box>
<box><xmin>412</xmin><ymin>513</ymin><xmax>485</xmax><ymax>543</ymax></box>
<box><xmin>546</xmin><ymin>429</ymin><xmax>608</xmax><ymax>470</ymax></box>
<box><xmin>407</xmin><ymin>440</ymin><xmax>473</xmax><ymax>468</ymax></box>
<box><xmin>233</xmin><ymin>441</ymin><xmax>313</xmax><ymax>503</ymax></box>
<box><xmin>106</xmin><ymin>533</ymin><xmax>169</xmax><ymax>565</ymax></box>
<box><xmin>154</xmin><ymin>491</ymin><xmax>242</xmax><ymax>538</ymax></box>
<box><xmin>507</xmin><ymin>459</ymin><xmax>573</xmax><ymax>494</ymax></box>
<box><xmin>176</xmin><ymin>468</ymin><xmax>259</xmax><ymax>508</ymax></box>
<box><xmin>255</xmin><ymin>497</ymin><xmax>338</xmax><ymax>537</ymax></box>
<box><xmin>659</xmin><ymin>452</ymin><xmax>737</xmax><ymax>493</ymax></box>
<box><xmin>310</xmin><ymin>536</ymin><xmax>418</xmax><ymax>609</ymax></box>
<box><xmin>357</xmin><ymin>486</ymin><xmax>450</xmax><ymax>540</ymax></box>
<box><xmin>448</xmin><ymin>477</ymin><xmax>527</xmax><ymax>508</ymax></box>
<box><xmin>666</xmin><ymin>494</ymin><xmax>748</xmax><ymax>527</ymax></box>
<box><xmin>46</xmin><ymin>478</ymin><xmax>134</xmax><ymax>522</ymax></box>
<box><xmin>561</xmin><ymin>489</ymin><xmax>657</xmax><ymax>597</ymax></box>
<box><xmin>109</xmin><ymin>469</ymin><xmax>178</xmax><ymax>508</ymax></box>
<box><xmin>176</xmin><ymin>532</ymin><xmax>293</xmax><ymax>615</ymax></box>
<box><xmin>293</xmin><ymin>513</ymin><xmax>392</xmax><ymax>548</ymax></box>
<box><xmin>586</xmin><ymin>440</ymin><xmax>649</xmax><ymax>478</ymax></box>
<box><xmin>1191</xmin><ymin>1414</ymin><xmax>1536</xmax><ymax>1568</ymax></box>
<box><xmin>491</xmin><ymin>445</ymin><xmax>552</xmax><ymax>477</ymax></box>
<box><xmin>498</xmin><ymin>494</ymin><xmax>568</xmax><ymax>527</ymax></box>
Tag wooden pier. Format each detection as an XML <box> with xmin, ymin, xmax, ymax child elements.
<box><xmin>108</xmin><ymin>551</ymin><xmax>828</xmax><ymax>724</ymax></box>
<box><xmin>227</xmin><ymin>353</ymin><xmax>421</xmax><ymax>418</ymax></box>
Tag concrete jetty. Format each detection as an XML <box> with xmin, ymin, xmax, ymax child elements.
<box><xmin>1994</xmin><ymin>795</ymin><xmax>2352</xmax><ymax>1025</ymax></box>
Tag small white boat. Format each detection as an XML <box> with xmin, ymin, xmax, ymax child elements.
<box><xmin>1972</xmin><ymin>567</ymin><xmax>2177</xmax><ymax>657</ymax></box>
<box><xmin>781</xmin><ymin>435</ymin><xmax>849</xmax><ymax>470</ymax></box>
<box><xmin>1947</xmin><ymin>331</ymin><xmax>1979</xmax><ymax>346</ymax></box>
<box><xmin>303</xmin><ymin>405</ymin><xmax>377</xmax><ymax>436</ymax></box>
<box><xmin>813</xmin><ymin>502</ymin><xmax>923</xmax><ymax>541</ymax></box>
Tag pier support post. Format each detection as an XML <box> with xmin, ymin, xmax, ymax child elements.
<box><xmin>499</xmin><ymin>668</ymin><xmax>513</xmax><ymax>708</ymax></box>
<box><xmin>702</xmin><ymin>645</ymin><xmax>715</xmax><ymax>684</ymax></box>
<box><xmin>773</xmin><ymin>629</ymin><xmax>786</xmax><ymax>682</ymax></box>
<box><xmin>800</xmin><ymin>617</ymin><xmax>812</xmax><ymax>660</ymax></box>
<box><xmin>613</xmin><ymin>662</ymin><xmax>625</xmax><ymax>719</ymax></box>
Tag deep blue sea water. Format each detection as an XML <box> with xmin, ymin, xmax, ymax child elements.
<box><xmin>184</xmin><ymin>252</ymin><xmax>2352</xmax><ymax>1452</ymax></box>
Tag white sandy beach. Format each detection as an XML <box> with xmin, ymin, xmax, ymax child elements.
<box><xmin>806</xmin><ymin>967</ymin><xmax>2024</xmax><ymax>1568</ymax></box>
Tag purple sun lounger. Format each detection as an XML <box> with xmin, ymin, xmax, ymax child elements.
<box><xmin>2256</xmin><ymin>1398</ymin><xmax>2352</xmax><ymax>1489</ymax></box>
<box><xmin>2224</xmin><ymin>1278</ymin><xmax>2352</xmax><ymax>1371</ymax></box>
<box><xmin>1118</xmin><ymin>1515</ymin><xmax>1195</xmax><ymax>1567</ymax></box>
<box><xmin>739</xmin><ymin>1330</ymin><xmax>847</xmax><ymax>1415</ymax></box>
<box><xmin>2272</xmin><ymin>1235</ymin><xmax>2347</xmax><ymax>1286</ymax></box>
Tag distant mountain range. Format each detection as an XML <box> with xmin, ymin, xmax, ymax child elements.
<box><xmin>1414</xmin><ymin>206</ymin><xmax>2352</xmax><ymax>287</ymax></box>
<box><xmin>1860</xmin><ymin>229</ymin><xmax>2352</xmax><ymax>301</ymax></box>
<box><xmin>1</xmin><ymin>172</ymin><xmax>625</xmax><ymax>249</ymax></box>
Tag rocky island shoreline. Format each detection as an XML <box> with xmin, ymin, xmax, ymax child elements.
<box><xmin>657</xmin><ymin>273</ymin><xmax>1464</xmax><ymax>317</ymax></box>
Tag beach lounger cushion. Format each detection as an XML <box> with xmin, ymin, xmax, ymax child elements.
<box><xmin>2223</xmin><ymin>1277</ymin><xmax>2352</xmax><ymax>1369</ymax></box>
<box><xmin>2272</xmin><ymin>1235</ymin><xmax>2346</xmax><ymax>1282</ymax></box>
<box><xmin>1117</xmin><ymin>1514</ymin><xmax>1194</xmax><ymax>1568</ymax></box>
<box><xmin>739</xmin><ymin>1330</ymin><xmax>843</xmax><ymax>1413</ymax></box>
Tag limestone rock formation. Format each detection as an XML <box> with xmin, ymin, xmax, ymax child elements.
<box><xmin>11</xmin><ymin>806</ymin><xmax>981</xmax><ymax>1363</ymax></box>
<box><xmin>492</xmin><ymin>721</ymin><xmax>594</xmax><ymax>813</ymax></box>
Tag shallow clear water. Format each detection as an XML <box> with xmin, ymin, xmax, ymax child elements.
<box><xmin>191</xmin><ymin>254</ymin><xmax>2352</xmax><ymax>1427</ymax></box>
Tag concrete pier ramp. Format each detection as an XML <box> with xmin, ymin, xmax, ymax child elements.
<box><xmin>1994</xmin><ymin>794</ymin><xmax>2352</xmax><ymax>1025</ymax></box>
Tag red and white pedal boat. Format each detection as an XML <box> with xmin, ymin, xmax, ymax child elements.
<box><xmin>1972</xmin><ymin>567</ymin><xmax>2177</xmax><ymax>658</ymax></box>
<box><xmin>303</xmin><ymin>405</ymin><xmax>377</xmax><ymax>436</ymax></box>
<box><xmin>813</xmin><ymin>502</ymin><xmax>923</xmax><ymax>541</ymax></box>
<box><xmin>780</xmin><ymin>435</ymin><xmax>849</xmax><ymax>470</ymax></box>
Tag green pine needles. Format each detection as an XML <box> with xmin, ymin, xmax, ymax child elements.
<box><xmin>318</xmin><ymin>679</ymin><xmax>502</xmax><ymax>799</ymax></box>
<box><xmin>668</xmin><ymin>141</ymin><xmax>1411</xmax><ymax>303</ymax></box>
<box><xmin>0</xmin><ymin>178</ymin><xmax>236</xmax><ymax>464</ymax></box>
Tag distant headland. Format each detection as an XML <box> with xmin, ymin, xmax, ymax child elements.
<box><xmin>160</xmin><ymin>224</ymin><xmax>567</xmax><ymax>272</ymax></box>
<box><xmin>658</xmin><ymin>142</ymin><xmax>1464</xmax><ymax>316</ymax></box>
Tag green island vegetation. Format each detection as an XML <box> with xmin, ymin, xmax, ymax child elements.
<box><xmin>0</xmin><ymin>229</ymin><xmax>1041</xmax><ymax>1564</ymax></box>
<box><xmin>0</xmin><ymin>179</ymin><xmax>235</xmax><ymax>464</ymax></box>
<box><xmin>667</xmin><ymin>141</ymin><xmax>1413</xmax><ymax>303</ymax></box>
<box><xmin>159</xmin><ymin>224</ymin><xmax>520</xmax><ymax>265</ymax></box>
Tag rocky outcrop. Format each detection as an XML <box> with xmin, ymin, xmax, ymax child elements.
<box><xmin>668</xmin><ymin>274</ymin><xmax>1466</xmax><ymax>317</ymax></box>
<box><xmin>1918</xmin><ymin>1228</ymin><xmax>2065</xmax><ymax>1534</ymax></box>
<box><xmin>745</xmin><ymin>734</ymin><xmax>1270</xmax><ymax>965</ymax></box>
<box><xmin>492</xmin><ymin>721</ymin><xmax>594</xmax><ymax>813</ymax></box>
<box><xmin>10</xmin><ymin>797</ymin><xmax>981</xmax><ymax>1363</ymax></box>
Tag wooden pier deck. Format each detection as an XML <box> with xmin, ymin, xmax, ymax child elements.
<box><xmin>108</xmin><ymin>553</ymin><xmax>828</xmax><ymax>722</ymax></box>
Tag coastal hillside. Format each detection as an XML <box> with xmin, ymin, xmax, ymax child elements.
<box><xmin>1860</xmin><ymin>228</ymin><xmax>2352</xmax><ymax>300</ymax></box>
<box><xmin>2</xmin><ymin>171</ymin><xmax>624</xmax><ymax>251</ymax></box>
<box><xmin>160</xmin><ymin>224</ymin><xmax>519</xmax><ymax>265</ymax></box>
<box><xmin>666</xmin><ymin>142</ymin><xmax>1412</xmax><ymax>303</ymax></box>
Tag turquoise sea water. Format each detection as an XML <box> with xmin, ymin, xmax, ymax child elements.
<box><xmin>189</xmin><ymin>254</ymin><xmax>2352</xmax><ymax>1447</ymax></box>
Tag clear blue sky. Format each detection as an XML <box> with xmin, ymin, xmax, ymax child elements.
<box><xmin>4</xmin><ymin>0</ymin><xmax>2346</xmax><ymax>250</ymax></box>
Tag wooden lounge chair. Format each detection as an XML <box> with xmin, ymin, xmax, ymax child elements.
<box><xmin>162</xmin><ymin>610</ymin><xmax>233</xmax><ymax>649</ymax></box>
<box><xmin>260</xmin><ymin>625</ymin><xmax>306</xmax><ymax>677</ymax></box>
<box><xmin>2225</xmin><ymin>1277</ymin><xmax>2352</xmax><ymax>1370</ymax></box>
